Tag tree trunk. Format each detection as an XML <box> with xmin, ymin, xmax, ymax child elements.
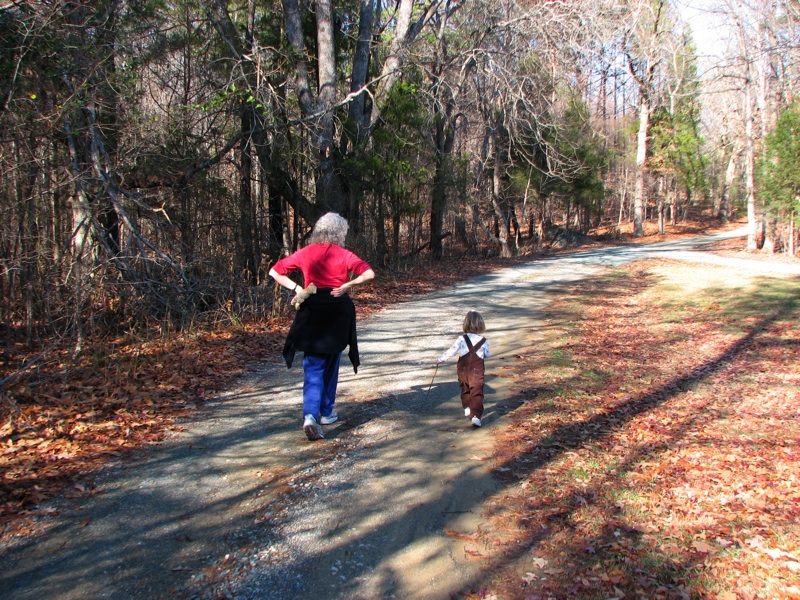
<box><xmin>314</xmin><ymin>0</ymin><xmax>345</xmax><ymax>214</ymax></box>
<box><xmin>392</xmin><ymin>201</ymin><xmax>401</xmax><ymax>267</ymax></box>
<box><xmin>63</xmin><ymin>115</ymin><xmax>93</xmax><ymax>356</ymax></box>
<box><xmin>238</xmin><ymin>108</ymin><xmax>258</xmax><ymax>283</ymax></box>
<box><xmin>535</xmin><ymin>201</ymin><xmax>545</xmax><ymax>246</ymax></box>
<box><xmin>281</xmin><ymin>0</ymin><xmax>343</xmax><ymax>216</ymax></box>
<box><xmin>633</xmin><ymin>93</ymin><xmax>650</xmax><ymax>237</ymax></box>
<box><xmin>429</xmin><ymin>82</ymin><xmax>457</xmax><ymax>259</ymax></box>
<box><xmin>367</xmin><ymin>0</ymin><xmax>430</xmax><ymax>132</ymax></box>
<box><xmin>490</xmin><ymin>125</ymin><xmax>513</xmax><ymax>258</ymax></box>
<box><xmin>744</xmin><ymin>78</ymin><xmax>759</xmax><ymax>251</ymax></box>
<box><xmin>719</xmin><ymin>147</ymin><xmax>737</xmax><ymax>224</ymax></box>
<box><xmin>267</xmin><ymin>179</ymin><xmax>284</xmax><ymax>262</ymax></box>
<box><xmin>762</xmin><ymin>217</ymin><xmax>778</xmax><ymax>253</ymax></box>
<box><xmin>375</xmin><ymin>195</ymin><xmax>386</xmax><ymax>267</ymax></box>
<box><xmin>348</xmin><ymin>0</ymin><xmax>377</xmax><ymax>144</ymax></box>
<box><xmin>430</xmin><ymin>150</ymin><xmax>448</xmax><ymax>260</ymax></box>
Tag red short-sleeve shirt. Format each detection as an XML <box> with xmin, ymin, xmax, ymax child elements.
<box><xmin>271</xmin><ymin>243</ymin><xmax>372</xmax><ymax>288</ymax></box>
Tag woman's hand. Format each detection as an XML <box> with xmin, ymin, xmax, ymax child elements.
<box><xmin>332</xmin><ymin>269</ymin><xmax>375</xmax><ymax>297</ymax></box>
<box><xmin>331</xmin><ymin>283</ymin><xmax>349</xmax><ymax>297</ymax></box>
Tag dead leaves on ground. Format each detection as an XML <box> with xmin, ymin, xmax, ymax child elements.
<box><xmin>0</xmin><ymin>324</ymin><xmax>285</xmax><ymax>532</ymax></box>
<box><xmin>479</xmin><ymin>259</ymin><xmax>800</xmax><ymax>600</ymax></box>
<box><xmin>0</xmin><ymin>256</ymin><xmax>520</xmax><ymax>539</ymax></box>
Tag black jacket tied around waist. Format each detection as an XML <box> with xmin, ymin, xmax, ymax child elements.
<box><xmin>282</xmin><ymin>288</ymin><xmax>360</xmax><ymax>373</ymax></box>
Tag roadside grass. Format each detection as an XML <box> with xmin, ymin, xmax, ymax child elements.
<box><xmin>480</xmin><ymin>259</ymin><xmax>800</xmax><ymax>600</ymax></box>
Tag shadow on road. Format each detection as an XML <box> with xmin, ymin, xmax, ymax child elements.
<box><xmin>6</xmin><ymin>228</ymin><xmax>793</xmax><ymax>599</ymax></box>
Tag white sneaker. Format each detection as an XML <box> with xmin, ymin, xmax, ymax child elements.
<box><xmin>303</xmin><ymin>415</ymin><xmax>324</xmax><ymax>440</ymax></box>
<box><xmin>471</xmin><ymin>416</ymin><xmax>482</xmax><ymax>427</ymax></box>
<box><xmin>320</xmin><ymin>410</ymin><xmax>338</xmax><ymax>425</ymax></box>
<box><xmin>464</xmin><ymin>408</ymin><xmax>471</xmax><ymax>416</ymax></box>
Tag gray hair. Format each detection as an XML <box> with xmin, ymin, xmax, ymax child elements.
<box><xmin>309</xmin><ymin>212</ymin><xmax>349</xmax><ymax>246</ymax></box>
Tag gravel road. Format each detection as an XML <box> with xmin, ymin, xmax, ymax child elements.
<box><xmin>2</xmin><ymin>226</ymin><xmax>796</xmax><ymax>600</ymax></box>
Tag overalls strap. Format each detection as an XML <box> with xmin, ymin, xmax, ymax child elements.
<box><xmin>463</xmin><ymin>334</ymin><xmax>485</xmax><ymax>354</ymax></box>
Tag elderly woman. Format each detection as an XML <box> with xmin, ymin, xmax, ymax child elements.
<box><xmin>269</xmin><ymin>213</ymin><xmax>375</xmax><ymax>441</ymax></box>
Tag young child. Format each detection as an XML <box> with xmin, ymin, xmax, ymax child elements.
<box><xmin>437</xmin><ymin>310</ymin><xmax>490</xmax><ymax>427</ymax></box>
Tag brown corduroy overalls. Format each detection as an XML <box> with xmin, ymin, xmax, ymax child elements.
<box><xmin>457</xmin><ymin>335</ymin><xmax>486</xmax><ymax>418</ymax></box>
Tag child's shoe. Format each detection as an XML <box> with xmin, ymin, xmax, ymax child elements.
<box><xmin>464</xmin><ymin>408</ymin><xmax>471</xmax><ymax>416</ymax></box>
<box><xmin>303</xmin><ymin>415</ymin><xmax>324</xmax><ymax>440</ymax></box>
<box><xmin>471</xmin><ymin>416</ymin><xmax>482</xmax><ymax>427</ymax></box>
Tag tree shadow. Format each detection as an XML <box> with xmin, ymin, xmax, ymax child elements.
<box><xmin>5</xmin><ymin>238</ymin><xmax>791</xmax><ymax>599</ymax></box>
<box><xmin>460</xmin><ymin>289</ymin><xmax>796</xmax><ymax>597</ymax></box>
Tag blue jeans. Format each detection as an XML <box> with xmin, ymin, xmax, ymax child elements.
<box><xmin>302</xmin><ymin>352</ymin><xmax>341</xmax><ymax>419</ymax></box>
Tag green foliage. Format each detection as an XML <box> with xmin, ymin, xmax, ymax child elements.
<box><xmin>560</xmin><ymin>98</ymin><xmax>608</xmax><ymax>211</ymax></box>
<box><xmin>339</xmin><ymin>78</ymin><xmax>433</xmax><ymax>261</ymax></box>
<box><xmin>648</xmin><ymin>32</ymin><xmax>709</xmax><ymax>200</ymax></box>
<box><xmin>649</xmin><ymin>102</ymin><xmax>708</xmax><ymax>193</ymax></box>
<box><xmin>757</xmin><ymin>103</ymin><xmax>800</xmax><ymax>223</ymax></box>
<box><xmin>343</xmin><ymin>79</ymin><xmax>430</xmax><ymax>213</ymax></box>
<box><xmin>527</xmin><ymin>96</ymin><xmax>608</xmax><ymax>213</ymax></box>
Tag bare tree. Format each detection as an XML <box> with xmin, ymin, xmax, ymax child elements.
<box><xmin>622</xmin><ymin>0</ymin><xmax>672</xmax><ymax>237</ymax></box>
<box><xmin>281</xmin><ymin>0</ymin><xmax>442</xmax><ymax>218</ymax></box>
<box><xmin>708</xmin><ymin>0</ymin><xmax>800</xmax><ymax>251</ymax></box>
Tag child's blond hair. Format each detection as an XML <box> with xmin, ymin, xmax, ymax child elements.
<box><xmin>462</xmin><ymin>311</ymin><xmax>485</xmax><ymax>334</ymax></box>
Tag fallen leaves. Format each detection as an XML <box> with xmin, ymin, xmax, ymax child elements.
<box><xmin>478</xmin><ymin>259</ymin><xmax>800</xmax><ymax>599</ymax></box>
<box><xmin>0</xmin><ymin>323</ymin><xmax>283</xmax><ymax>532</ymax></box>
<box><xmin>444</xmin><ymin>528</ymin><xmax>479</xmax><ymax>542</ymax></box>
<box><xmin>1</xmin><ymin>254</ymin><xmax>524</xmax><ymax>538</ymax></box>
<box><xmin>692</xmin><ymin>540</ymin><xmax>714</xmax><ymax>554</ymax></box>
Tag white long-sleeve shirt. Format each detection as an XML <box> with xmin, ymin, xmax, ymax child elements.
<box><xmin>438</xmin><ymin>333</ymin><xmax>490</xmax><ymax>362</ymax></box>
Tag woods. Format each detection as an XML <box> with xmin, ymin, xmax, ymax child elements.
<box><xmin>2</xmin><ymin>3</ymin><xmax>799</xmax><ymax>597</ymax></box>
<box><xmin>1</xmin><ymin>0</ymin><xmax>800</xmax><ymax>349</ymax></box>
